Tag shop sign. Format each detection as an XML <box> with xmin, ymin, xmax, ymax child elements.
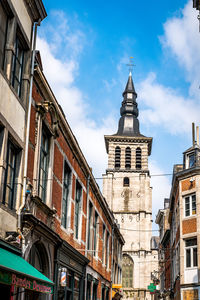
<box><xmin>0</xmin><ymin>270</ymin><xmax>53</xmax><ymax>294</ymax></box>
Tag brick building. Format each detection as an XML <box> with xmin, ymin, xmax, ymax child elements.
<box><xmin>19</xmin><ymin>52</ymin><xmax>124</xmax><ymax>300</ymax></box>
<box><xmin>157</xmin><ymin>124</ymin><xmax>200</xmax><ymax>300</ymax></box>
<box><xmin>0</xmin><ymin>0</ymin><xmax>51</xmax><ymax>299</ymax></box>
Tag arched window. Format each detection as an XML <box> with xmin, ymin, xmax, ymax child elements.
<box><xmin>122</xmin><ymin>255</ymin><xmax>133</xmax><ymax>288</ymax></box>
<box><xmin>123</xmin><ymin>177</ymin><xmax>130</xmax><ymax>187</ymax></box>
<box><xmin>136</xmin><ymin>147</ymin><xmax>142</xmax><ymax>169</ymax></box>
<box><xmin>115</xmin><ymin>146</ymin><xmax>121</xmax><ymax>168</ymax></box>
<box><xmin>125</xmin><ymin>147</ymin><xmax>131</xmax><ymax>169</ymax></box>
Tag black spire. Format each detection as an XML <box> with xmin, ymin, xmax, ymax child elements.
<box><xmin>116</xmin><ymin>72</ymin><xmax>142</xmax><ymax>136</ymax></box>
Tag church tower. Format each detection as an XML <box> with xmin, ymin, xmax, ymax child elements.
<box><xmin>102</xmin><ymin>72</ymin><xmax>158</xmax><ymax>300</ymax></box>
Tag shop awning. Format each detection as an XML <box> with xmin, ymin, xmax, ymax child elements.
<box><xmin>0</xmin><ymin>247</ymin><xmax>54</xmax><ymax>294</ymax></box>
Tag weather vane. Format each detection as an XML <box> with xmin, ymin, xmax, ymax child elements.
<box><xmin>126</xmin><ymin>56</ymin><xmax>135</xmax><ymax>73</ymax></box>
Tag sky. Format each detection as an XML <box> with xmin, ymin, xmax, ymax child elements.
<box><xmin>37</xmin><ymin>0</ymin><xmax>200</xmax><ymax>229</ymax></box>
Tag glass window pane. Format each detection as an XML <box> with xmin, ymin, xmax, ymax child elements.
<box><xmin>193</xmin><ymin>248</ymin><xmax>198</xmax><ymax>267</ymax></box>
<box><xmin>11</xmin><ymin>37</ymin><xmax>24</xmax><ymax>97</ymax></box>
<box><xmin>186</xmin><ymin>249</ymin><xmax>191</xmax><ymax>268</ymax></box>
<box><xmin>0</xmin><ymin>3</ymin><xmax>7</xmax><ymax>69</ymax></box>
<box><xmin>39</xmin><ymin>128</ymin><xmax>49</xmax><ymax>202</ymax></box>
<box><xmin>189</xmin><ymin>154</ymin><xmax>195</xmax><ymax>168</ymax></box>
<box><xmin>185</xmin><ymin>197</ymin><xmax>190</xmax><ymax>216</ymax></box>
<box><xmin>186</xmin><ymin>238</ymin><xmax>197</xmax><ymax>247</ymax></box>
<box><xmin>192</xmin><ymin>195</ymin><xmax>196</xmax><ymax>215</ymax></box>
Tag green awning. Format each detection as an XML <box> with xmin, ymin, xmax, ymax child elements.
<box><xmin>0</xmin><ymin>247</ymin><xmax>54</xmax><ymax>294</ymax></box>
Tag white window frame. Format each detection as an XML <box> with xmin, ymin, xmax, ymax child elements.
<box><xmin>184</xmin><ymin>194</ymin><xmax>196</xmax><ymax>217</ymax></box>
<box><xmin>185</xmin><ymin>238</ymin><xmax>198</xmax><ymax>269</ymax></box>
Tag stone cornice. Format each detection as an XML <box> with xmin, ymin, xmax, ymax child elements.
<box><xmin>24</xmin><ymin>0</ymin><xmax>47</xmax><ymax>22</ymax></box>
<box><xmin>104</xmin><ymin>135</ymin><xmax>152</xmax><ymax>155</ymax></box>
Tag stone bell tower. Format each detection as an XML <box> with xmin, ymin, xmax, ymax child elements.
<box><xmin>102</xmin><ymin>72</ymin><xmax>158</xmax><ymax>300</ymax></box>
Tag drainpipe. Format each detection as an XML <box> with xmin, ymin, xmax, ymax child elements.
<box><xmin>110</xmin><ymin>224</ymin><xmax>114</xmax><ymax>300</ymax></box>
<box><xmin>17</xmin><ymin>20</ymin><xmax>41</xmax><ymax>255</ymax></box>
<box><xmin>84</xmin><ymin>175</ymin><xmax>90</xmax><ymax>299</ymax></box>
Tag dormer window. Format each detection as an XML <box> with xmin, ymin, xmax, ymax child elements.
<box><xmin>189</xmin><ymin>153</ymin><xmax>195</xmax><ymax>168</ymax></box>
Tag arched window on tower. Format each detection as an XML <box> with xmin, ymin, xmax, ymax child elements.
<box><xmin>123</xmin><ymin>177</ymin><xmax>130</xmax><ymax>187</ymax></box>
<box><xmin>115</xmin><ymin>146</ymin><xmax>121</xmax><ymax>169</ymax></box>
<box><xmin>125</xmin><ymin>147</ymin><xmax>131</xmax><ymax>169</ymax></box>
<box><xmin>122</xmin><ymin>254</ymin><xmax>133</xmax><ymax>288</ymax></box>
<box><xmin>136</xmin><ymin>147</ymin><xmax>142</xmax><ymax>169</ymax></box>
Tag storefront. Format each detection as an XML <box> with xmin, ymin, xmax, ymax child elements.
<box><xmin>0</xmin><ymin>244</ymin><xmax>54</xmax><ymax>299</ymax></box>
<box><xmin>54</xmin><ymin>241</ymin><xmax>89</xmax><ymax>300</ymax></box>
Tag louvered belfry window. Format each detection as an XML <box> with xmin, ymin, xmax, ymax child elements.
<box><xmin>136</xmin><ymin>147</ymin><xmax>142</xmax><ymax>169</ymax></box>
<box><xmin>115</xmin><ymin>146</ymin><xmax>121</xmax><ymax>168</ymax></box>
<box><xmin>125</xmin><ymin>147</ymin><xmax>131</xmax><ymax>169</ymax></box>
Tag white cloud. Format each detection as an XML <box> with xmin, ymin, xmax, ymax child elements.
<box><xmin>138</xmin><ymin>72</ymin><xmax>200</xmax><ymax>135</ymax></box>
<box><xmin>137</xmin><ymin>1</ymin><xmax>200</xmax><ymax>136</ymax></box>
<box><xmin>161</xmin><ymin>0</ymin><xmax>200</xmax><ymax>97</ymax></box>
<box><xmin>36</xmin><ymin>14</ymin><xmax>116</xmax><ymax>180</ymax></box>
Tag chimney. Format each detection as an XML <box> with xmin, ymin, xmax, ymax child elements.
<box><xmin>192</xmin><ymin>123</ymin><xmax>195</xmax><ymax>146</ymax></box>
<box><xmin>197</xmin><ymin>126</ymin><xmax>199</xmax><ymax>146</ymax></box>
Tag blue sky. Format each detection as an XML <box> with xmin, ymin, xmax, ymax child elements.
<box><xmin>37</xmin><ymin>0</ymin><xmax>200</xmax><ymax>226</ymax></box>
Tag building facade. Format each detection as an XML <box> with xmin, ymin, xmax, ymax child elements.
<box><xmin>156</xmin><ymin>199</ymin><xmax>171</xmax><ymax>299</ymax></box>
<box><xmin>168</xmin><ymin>125</ymin><xmax>200</xmax><ymax>300</ymax></box>
<box><xmin>156</xmin><ymin>124</ymin><xmax>200</xmax><ymax>300</ymax></box>
<box><xmin>102</xmin><ymin>72</ymin><xmax>158</xmax><ymax>300</ymax></box>
<box><xmin>0</xmin><ymin>1</ymin><xmax>50</xmax><ymax>299</ymax></box>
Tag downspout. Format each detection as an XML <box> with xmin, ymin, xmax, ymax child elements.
<box><xmin>17</xmin><ymin>20</ymin><xmax>41</xmax><ymax>255</ymax></box>
<box><xmin>110</xmin><ymin>224</ymin><xmax>114</xmax><ymax>300</ymax></box>
<box><xmin>84</xmin><ymin>175</ymin><xmax>90</xmax><ymax>300</ymax></box>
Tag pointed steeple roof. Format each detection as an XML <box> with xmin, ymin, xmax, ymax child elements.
<box><xmin>115</xmin><ymin>72</ymin><xmax>143</xmax><ymax>137</ymax></box>
<box><xmin>122</xmin><ymin>71</ymin><xmax>137</xmax><ymax>97</ymax></box>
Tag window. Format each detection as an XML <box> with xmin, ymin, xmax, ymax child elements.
<box><xmin>136</xmin><ymin>147</ymin><xmax>141</xmax><ymax>169</ymax></box>
<box><xmin>105</xmin><ymin>231</ymin><xmax>109</xmax><ymax>268</ymax></box>
<box><xmin>75</xmin><ymin>180</ymin><xmax>82</xmax><ymax>239</ymax></box>
<box><xmin>122</xmin><ymin>255</ymin><xmax>133</xmax><ymax>288</ymax></box>
<box><xmin>87</xmin><ymin>202</ymin><xmax>93</xmax><ymax>249</ymax></box>
<box><xmin>86</xmin><ymin>281</ymin><xmax>91</xmax><ymax>300</ymax></box>
<box><xmin>102</xmin><ymin>225</ymin><xmax>106</xmax><ymax>264</ymax></box>
<box><xmin>3</xmin><ymin>140</ymin><xmax>18</xmax><ymax>209</ymax></box>
<box><xmin>185</xmin><ymin>238</ymin><xmax>197</xmax><ymax>268</ymax></box>
<box><xmin>123</xmin><ymin>177</ymin><xmax>129</xmax><ymax>187</ymax></box>
<box><xmin>38</xmin><ymin>127</ymin><xmax>50</xmax><ymax>202</ymax></box>
<box><xmin>125</xmin><ymin>147</ymin><xmax>131</xmax><ymax>169</ymax></box>
<box><xmin>92</xmin><ymin>282</ymin><xmax>98</xmax><ymax>300</ymax></box>
<box><xmin>0</xmin><ymin>126</ymin><xmax>4</xmax><ymax>154</ymax></box>
<box><xmin>61</xmin><ymin>162</ymin><xmax>71</xmax><ymax>228</ymax></box>
<box><xmin>105</xmin><ymin>289</ymin><xmax>109</xmax><ymax>300</ymax></box>
<box><xmin>184</xmin><ymin>194</ymin><xmax>196</xmax><ymax>217</ymax></box>
<box><xmin>188</xmin><ymin>153</ymin><xmax>195</xmax><ymax>168</ymax></box>
<box><xmin>11</xmin><ymin>35</ymin><xmax>24</xmax><ymax>97</ymax></box>
<box><xmin>94</xmin><ymin>212</ymin><xmax>98</xmax><ymax>256</ymax></box>
<box><xmin>101</xmin><ymin>286</ymin><xmax>105</xmax><ymax>300</ymax></box>
<box><xmin>115</xmin><ymin>146</ymin><xmax>121</xmax><ymax>169</ymax></box>
<box><xmin>0</xmin><ymin>2</ymin><xmax>7</xmax><ymax>70</ymax></box>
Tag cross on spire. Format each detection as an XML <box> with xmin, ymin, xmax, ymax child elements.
<box><xmin>126</xmin><ymin>56</ymin><xmax>135</xmax><ymax>74</ymax></box>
